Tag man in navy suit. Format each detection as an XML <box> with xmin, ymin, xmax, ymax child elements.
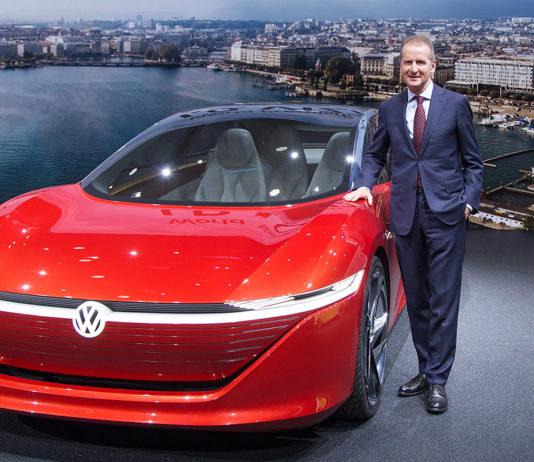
<box><xmin>345</xmin><ymin>36</ymin><xmax>483</xmax><ymax>413</ymax></box>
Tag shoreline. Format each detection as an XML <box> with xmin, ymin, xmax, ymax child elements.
<box><xmin>244</xmin><ymin>68</ymin><xmax>534</xmax><ymax>117</ymax></box>
<box><xmin>3</xmin><ymin>61</ymin><xmax>533</xmax><ymax>116</ymax></box>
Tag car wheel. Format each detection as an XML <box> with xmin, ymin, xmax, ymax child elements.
<box><xmin>339</xmin><ymin>256</ymin><xmax>389</xmax><ymax>420</ymax></box>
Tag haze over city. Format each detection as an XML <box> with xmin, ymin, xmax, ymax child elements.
<box><xmin>2</xmin><ymin>0</ymin><xmax>533</xmax><ymax>23</ymax></box>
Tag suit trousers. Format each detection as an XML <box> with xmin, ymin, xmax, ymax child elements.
<box><xmin>394</xmin><ymin>194</ymin><xmax>466</xmax><ymax>385</ymax></box>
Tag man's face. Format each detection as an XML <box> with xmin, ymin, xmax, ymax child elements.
<box><xmin>400</xmin><ymin>42</ymin><xmax>436</xmax><ymax>94</ymax></box>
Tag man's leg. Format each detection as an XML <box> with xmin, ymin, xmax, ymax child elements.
<box><xmin>394</xmin><ymin>195</ymin><xmax>432</xmax><ymax>375</ymax></box>
<box><xmin>419</xmin><ymin>199</ymin><xmax>466</xmax><ymax>385</ymax></box>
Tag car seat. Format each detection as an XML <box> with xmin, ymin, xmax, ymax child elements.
<box><xmin>194</xmin><ymin>128</ymin><xmax>266</xmax><ymax>202</ymax></box>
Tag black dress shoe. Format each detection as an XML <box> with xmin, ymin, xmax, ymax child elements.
<box><xmin>426</xmin><ymin>384</ymin><xmax>448</xmax><ymax>413</ymax></box>
<box><xmin>398</xmin><ymin>373</ymin><xmax>427</xmax><ymax>397</ymax></box>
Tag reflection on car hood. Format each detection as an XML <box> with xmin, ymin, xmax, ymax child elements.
<box><xmin>0</xmin><ymin>184</ymin><xmax>368</xmax><ymax>304</ymax></box>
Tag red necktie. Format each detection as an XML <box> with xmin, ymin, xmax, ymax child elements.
<box><xmin>413</xmin><ymin>95</ymin><xmax>426</xmax><ymax>154</ymax></box>
<box><xmin>413</xmin><ymin>95</ymin><xmax>425</xmax><ymax>188</ymax></box>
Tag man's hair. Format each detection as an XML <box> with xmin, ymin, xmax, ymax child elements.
<box><xmin>401</xmin><ymin>35</ymin><xmax>436</xmax><ymax>62</ymax></box>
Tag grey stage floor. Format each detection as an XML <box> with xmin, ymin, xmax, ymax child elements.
<box><xmin>0</xmin><ymin>229</ymin><xmax>533</xmax><ymax>462</ymax></box>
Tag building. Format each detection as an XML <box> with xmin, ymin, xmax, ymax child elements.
<box><xmin>0</xmin><ymin>41</ymin><xmax>17</xmax><ymax>58</ymax></box>
<box><xmin>511</xmin><ymin>17</ymin><xmax>534</xmax><ymax>25</ymax></box>
<box><xmin>155</xmin><ymin>23</ymin><xmax>170</xmax><ymax>33</ymax></box>
<box><xmin>63</xmin><ymin>42</ymin><xmax>91</xmax><ymax>56</ymax></box>
<box><xmin>90</xmin><ymin>40</ymin><xmax>101</xmax><ymax>54</ymax></box>
<box><xmin>230</xmin><ymin>42</ymin><xmax>349</xmax><ymax>70</ymax></box>
<box><xmin>110</xmin><ymin>37</ymin><xmax>123</xmax><ymax>53</ymax></box>
<box><xmin>315</xmin><ymin>46</ymin><xmax>351</xmax><ymax>66</ymax></box>
<box><xmin>362</xmin><ymin>54</ymin><xmax>385</xmax><ymax>75</ymax></box>
<box><xmin>123</xmin><ymin>37</ymin><xmax>147</xmax><ymax>55</ymax></box>
<box><xmin>434</xmin><ymin>64</ymin><xmax>455</xmax><ymax>86</ymax></box>
<box><xmin>383</xmin><ymin>53</ymin><xmax>400</xmax><ymax>79</ymax></box>
<box><xmin>100</xmin><ymin>41</ymin><xmax>111</xmax><ymax>55</ymax></box>
<box><xmin>142</xmin><ymin>19</ymin><xmax>155</xmax><ymax>30</ymax></box>
<box><xmin>455</xmin><ymin>58</ymin><xmax>534</xmax><ymax>91</ymax></box>
<box><xmin>278</xmin><ymin>47</ymin><xmax>311</xmax><ymax>68</ymax></box>
<box><xmin>230</xmin><ymin>41</ymin><xmax>243</xmax><ymax>61</ymax></box>
<box><xmin>265</xmin><ymin>24</ymin><xmax>282</xmax><ymax>34</ymax></box>
<box><xmin>17</xmin><ymin>42</ymin><xmax>45</xmax><ymax>57</ymax></box>
<box><xmin>181</xmin><ymin>46</ymin><xmax>209</xmax><ymax>64</ymax></box>
<box><xmin>362</xmin><ymin>52</ymin><xmax>399</xmax><ymax>78</ymax></box>
<box><xmin>50</xmin><ymin>43</ymin><xmax>64</xmax><ymax>57</ymax></box>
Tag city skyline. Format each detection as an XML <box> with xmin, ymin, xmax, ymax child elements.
<box><xmin>2</xmin><ymin>0</ymin><xmax>533</xmax><ymax>23</ymax></box>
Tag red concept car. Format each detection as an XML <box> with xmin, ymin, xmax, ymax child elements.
<box><xmin>0</xmin><ymin>104</ymin><xmax>405</xmax><ymax>431</ymax></box>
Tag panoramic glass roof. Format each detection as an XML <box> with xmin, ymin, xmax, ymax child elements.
<box><xmin>82</xmin><ymin>104</ymin><xmax>373</xmax><ymax>206</ymax></box>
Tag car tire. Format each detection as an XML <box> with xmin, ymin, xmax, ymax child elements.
<box><xmin>339</xmin><ymin>256</ymin><xmax>389</xmax><ymax>420</ymax></box>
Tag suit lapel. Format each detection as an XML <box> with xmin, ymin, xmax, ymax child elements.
<box><xmin>420</xmin><ymin>84</ymin><xmax>445</xmax><ymax>156</ymax></box>
<box><xmin>397</xmin><ymin>90</ymin><xmax>416</xmax><ymax>156</ymax></box>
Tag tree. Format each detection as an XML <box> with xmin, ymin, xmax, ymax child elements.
<box><xmin>352</xmin><ymin>73</ymin><xmax>364</xmax><ymax>88</ymax></box>
<box><xmin>324</xmin><ymin>57</ymin><xmax>355</xmax><ymax>84</ymax></box>
<box><xmin>350</xmin><ymin>53</ymin><xmax>361</xmax><ymax>73</ymax></box>
<box><xmin>159</xmin><ymin>44</ymin><xmax>182</xmax><ymax>63</ymax></box>
<box><xmin>144</xmin><ymin>48</ymin><xmax>155</xmax><ymax>60</ymax></box>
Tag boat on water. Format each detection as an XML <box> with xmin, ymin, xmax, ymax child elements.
<box><xmin>479</xmin><ymin>114</ymin><xmax>507</xmax><ymax>126</ymax></box>
<box><xmin>479</xmin><ymin>113</ymin><xmax>533</xmax><ymax>130</ymax></box>
<box><xmin>206</xmin><ymin>63</ymin><xmax>223</xmax><ymax>71</ymax></box>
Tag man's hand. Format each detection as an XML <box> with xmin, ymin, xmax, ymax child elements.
<box><xmin>464</xmin><ymin>206</ymin><xmax>471</xmax><ymax>221</ymax></box>
<box><xmin>344</xmin><ymin>187</ymin><xmax>373</xmax><ymax>206</ymax></box>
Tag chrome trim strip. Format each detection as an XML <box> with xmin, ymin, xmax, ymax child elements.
<box><xmin>0</xmin><ymin>271</ymin><xmax>364</xmax><ymax>325</ymax></box>
<box><xmin>0</xmin><ymin>291</ymin><xmax>243</xmax><ymax>313</ymax></box>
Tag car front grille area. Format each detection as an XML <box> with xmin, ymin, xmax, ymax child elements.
<box><xmin>0</xmin><ymin>307</ymin><xmax>304</xmax><ymax>389</ymax></box>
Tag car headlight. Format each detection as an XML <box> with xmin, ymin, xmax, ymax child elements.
<box><xmin>227</xmin><ymin>270</ymin><xmax>365</xmax><ymax>315</ymax></box>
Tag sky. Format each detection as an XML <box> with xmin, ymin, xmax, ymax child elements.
<box><xmin>1</xmin><ymin>0</ymin><xmax>533</xmax><ymax>23</ymax></box>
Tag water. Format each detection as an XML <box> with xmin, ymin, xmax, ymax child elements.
<box><xmin>0</xmin><ymin>66</ymin><xmax>533</xmax><ymax>205</ymax></box>
<box><xmin>474</xmin><ymin>121</ymin><xmax>534</xmax><ymax>197</ymax></box>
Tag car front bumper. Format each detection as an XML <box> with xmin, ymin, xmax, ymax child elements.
<box><xmin>0</xmin><ymin>291</ymin><xmax>364</xmax><ymax>431</ymax></box>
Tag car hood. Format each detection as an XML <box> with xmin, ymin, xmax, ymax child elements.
<box><xmin>0</xmin><ymin>185</ymin><xmax>371</xmax><ymax>304</ymax></box>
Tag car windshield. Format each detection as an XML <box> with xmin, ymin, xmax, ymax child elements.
<box><xmin>83</xmin><ymin>116</ymin><xmax>360</xmax><ymax>206</ymax></box>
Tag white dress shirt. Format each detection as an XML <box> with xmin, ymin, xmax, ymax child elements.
<box><xmin>406</xmin><ymin>80</ymin><xmax>433</xmax><ymax>142</ymax></box>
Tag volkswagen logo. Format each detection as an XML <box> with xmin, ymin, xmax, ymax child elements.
<box><xmin>72</xmin><ymin>301</ymin><xmax>110</xmax><ymax>338</ymax></box>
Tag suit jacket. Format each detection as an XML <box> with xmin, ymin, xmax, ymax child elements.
<box><xmin>355</xmin><ymin>84</ymin><xmax>484</xmax><ymax>236</ymax></box>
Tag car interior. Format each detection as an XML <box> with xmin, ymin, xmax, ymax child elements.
<box><xmin>94</xmin><ymin>119</ymin><xmax>357</xmax><ymax>204</ymax></box>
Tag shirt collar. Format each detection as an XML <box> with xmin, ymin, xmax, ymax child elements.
<box><xmin>408</xmin><ymin>80</ymin><xmax>434</xmax><ymax>102</ymax></box>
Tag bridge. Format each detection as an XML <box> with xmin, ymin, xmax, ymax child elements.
<box><xmin>482</xmin><ymin>148</ymin><xmax>533</xmax><ymax>194</ymax></box>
